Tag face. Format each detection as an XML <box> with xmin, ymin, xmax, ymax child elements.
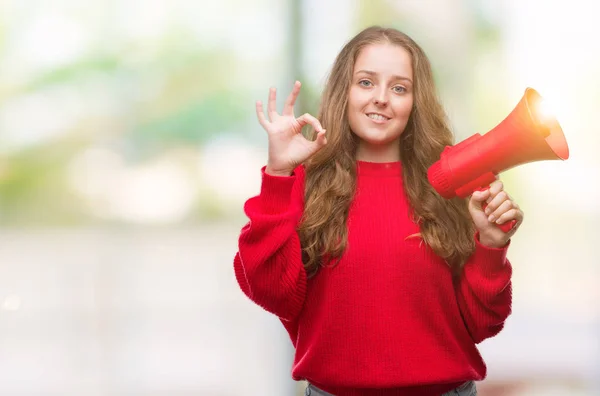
<box><xmin>347</xmin><ymin>43</ymin><xmax>414</xmax><ymax>161</ymax></box>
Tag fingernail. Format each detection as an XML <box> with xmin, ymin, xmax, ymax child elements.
<box><xmin>488</xmin><ymin>215</ymin><xmax>495</xmax><ymax>222</ymax></box>
<box><xmin>484</xmin><ymin>208</ymin><xmax>490</xmax><ymax>215</ymax></box>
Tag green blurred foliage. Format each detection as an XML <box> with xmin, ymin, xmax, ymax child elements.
<box><xmin>0</xmin><ymin>23</ymin><xmax>251</xmax><ymax>224</ymax></box>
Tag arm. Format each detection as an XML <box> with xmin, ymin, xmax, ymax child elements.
<box><xmin>454</xmin><ymin>233</ymin><xmax>512</xmax><ymax>344</ymax></box>
<box><xmin>457</xmin><ymin>179</ymin><xmax>522</xmax><ymax>343</ymax></box>
<box><xmin>233</xmin><ymin>166</ymin><xmax>307</xmax><ymax>322</ymax></box>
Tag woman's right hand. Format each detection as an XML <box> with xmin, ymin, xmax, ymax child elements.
<box><xmin>256</xmin><ymin>81</ymin><xmax>327</xmax><ymax>176</ymax></box>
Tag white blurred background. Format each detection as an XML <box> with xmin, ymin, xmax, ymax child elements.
<box><xmin>0</xmin><ymin>0</ymin><xmax>598</xmax><ymax>395</ymax></box>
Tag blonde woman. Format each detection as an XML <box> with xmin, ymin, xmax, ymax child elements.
<box><xmin>233</xmin><ymin>26</ymin><xmax>523</xmax><ymax>396</ymax></box>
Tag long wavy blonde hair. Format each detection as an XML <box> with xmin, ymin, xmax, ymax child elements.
<box><xmin>299</xmin><ymin>26</ymin><xmax>475</xmax><ymax>277</ymax></box>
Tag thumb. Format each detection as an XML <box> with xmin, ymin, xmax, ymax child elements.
<box><xmin>469</xmin><ymin>189</ymin><xmax>490</xmax><ymax>212</ymax></box>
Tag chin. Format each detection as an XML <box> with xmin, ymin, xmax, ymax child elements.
<box><xmin>361</xmin><ymin>131</ymin><xmax>401</xmax><ymax>144</ymax></box>
<box><xmin>361</xmin><ymin>138</ymin><xmax>399</xmax><ymax>148</ymax></box>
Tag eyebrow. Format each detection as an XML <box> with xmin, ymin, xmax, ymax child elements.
<box><xmin>355</xmin><ymin>69</ymin><xmax>413</xmax><ymax>84</ymax></box>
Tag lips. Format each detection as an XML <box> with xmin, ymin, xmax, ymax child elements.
<box><xmin>366</xmin><ymin>113</ymin><xmax>391</xmax><ymax>123</ymax></box>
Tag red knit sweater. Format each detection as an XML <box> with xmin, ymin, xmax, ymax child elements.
<box><xmin>233</xmin><ymin>161</ymin><xmax>512</xmax><ymax>396</ymax></box>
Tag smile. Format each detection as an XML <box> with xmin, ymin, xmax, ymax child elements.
<box><xmin>366</xmin><ymin>113</ymin><xmax>391</xmax><ymax>123</ymax></box>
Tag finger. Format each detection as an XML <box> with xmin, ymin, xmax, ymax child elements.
<box><xmin>471</xmin><ymin>189</ymin><xmax>491</xmax><ymax>203</ymax></box>
<box><xmin>296</xmin><ymin>113</ymin><xmax>324</xmax><ymax>133</ymax></box>
<box><xmin>486</xmin><ymin>180</ymin><xmax>504</xmax><ymax>203</ymax></box>
<box><xmin>504</xmin><ymin>208</ymin><xmax>524</xmax><ymax>236</ymax></box>
<box><xmin>255</xmin><ymin>101</ymin><xmax>268</xmax><ymax>129</ymax></box>
<box><xmin>495</xmin><ymin>207</ymin><xmax>524</xmax><ymax>225</ymax></box>
<box><xmin>484</xmin><ymin>190</ymin><xmax>509</xmax><ymax>215</ymax></box>
<box><xmin>267</xmin><ymin>87</ymin><xmax>278</xmax><ymax>122</ymax></box>
<box><xmin>469</xmin><ymin>189</ymin><xmax>491</xmax><ymax>211</ymax></box>
<box><xmin>488</xmin><ymin>199</ymin><xmax>515</xmax><ymax>223</ymax></box>
<box><xmin>283</xmin><ymin>81</ymin><xmax>301</xmax><ymax>116</ymax></box>
<box><xmin>516</xmin><ymin>208</ymin><xmax>524</xmax><ymax>225</ymax></box>
<box><xmin>314</xmin><ymin>129</ymin><xmax>327</xmax><ymax>146</ymax></box>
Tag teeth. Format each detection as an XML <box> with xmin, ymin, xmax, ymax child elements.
<box><xmin>367</xmin><ymin>114</ymin><xmax>388</xmax><ymax>121</ymax></box>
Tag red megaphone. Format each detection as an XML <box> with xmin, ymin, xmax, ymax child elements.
<box><xmin>427</xmin><ymin>87</ymin><xmax>569</xmax><ymax>232</ymax></box>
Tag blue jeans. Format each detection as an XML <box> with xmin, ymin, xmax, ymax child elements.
<box><xmin>304</xmin><ymin>381</ymin><xmax>477</xmax><ymax>396</ymax></box>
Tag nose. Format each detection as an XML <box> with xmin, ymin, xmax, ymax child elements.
<box><xmin>373</xmin><ymin>87</ymin><xmax>388</xmax><ymax>106</ymax></box>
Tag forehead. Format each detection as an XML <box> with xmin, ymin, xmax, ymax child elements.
<box><xmin>354</xmin><ymin>43</ymin><xmax>413</xmax><ymax>77</ymax></box>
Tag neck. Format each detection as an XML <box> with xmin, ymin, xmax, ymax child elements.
<box><xmin>355</xmin><ymin>139</ymin><xmax>401</xmax><ymax>162</ymax></box>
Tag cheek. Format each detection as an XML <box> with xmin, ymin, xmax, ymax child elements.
<box><xmin>393</xmin><ymin>99</ymin><xmax>413</xmax><ymax>118</ymax></box>
<box><xmin>348</xmin><ymin>95</ymin><xmax>366</xmax><ymax>122</ymax></box>
<box><xmin>348</xmin><ymin>107</ymin><xmax>362</xmax><ymax>132</ymax></box>
<box><xmin>348</xmin><ymin>87</ymin><xmax>369</xmax><ymax>109</ymax></box>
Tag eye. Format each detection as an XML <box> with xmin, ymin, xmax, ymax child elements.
<box><xmin>358</xmin><ymin>79</ymin><xmax>372</xmax><ymax>87</ymax></box>
<box><xmin>392</xmin><ymin>86</ymin><xmax>406</xmax><ymax>94</ymax></box>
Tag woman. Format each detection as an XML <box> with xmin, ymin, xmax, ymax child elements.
<box><xmin>233</xmin><ymin>26</ymin><xmax>523</xmax><ymax>396</ymax></box>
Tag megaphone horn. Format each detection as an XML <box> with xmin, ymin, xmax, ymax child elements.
<box><xmin>428</xmin><ymin>87</ymin><xmax>569</xmax><ymax>200</ymax></box>
<box><xmin>427</xmin><ymin>87</ymin><xmax>570</xmax><ymax>233</ymax></box>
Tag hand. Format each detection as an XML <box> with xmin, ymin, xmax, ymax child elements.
<box><xmin>256</xmin><ymin>81</ymin><xmax>327</xmax><ymax>176</ymax></box>
<box><xmin>468</xmin><ymin>180</ymin><xmax>524</xmax><ymax>248</ymax></box>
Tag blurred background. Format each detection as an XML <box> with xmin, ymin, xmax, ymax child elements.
<box><xmin>0</xmin><ymin>0</ymin><xmax>598</xmax><ymax>395</ymax></box>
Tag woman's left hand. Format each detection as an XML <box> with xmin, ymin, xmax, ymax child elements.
<box><xmin>468</xmin><ymin>180</ymin><xmax>524</xmax><ymax>248</ymax></box>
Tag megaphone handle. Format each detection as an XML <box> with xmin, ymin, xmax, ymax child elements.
<box><xmin>476</xmin><ymin>187</ymin><xmax>517</xmax><ymax>233</ymax></box>
<box><xmin>481</xmin><ymin>202</ymin><xmax>517</xmax><ymax>233</ymax></box>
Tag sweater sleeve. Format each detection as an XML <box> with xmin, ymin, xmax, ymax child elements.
<box><xmin>233</xmin><ymin>165</ymin><xmax>307</xmax><ymax>322</ymax></box>
<box><xmin>454</xmin><ymin>232</ymin><xmax>513</xmax><ymax>344</ymax></box>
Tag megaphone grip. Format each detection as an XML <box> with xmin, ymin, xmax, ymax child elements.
<box><xmin>481</xmin><ymin>200</ymin><xmax>517</xmax><ymax>233</ymax></box>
